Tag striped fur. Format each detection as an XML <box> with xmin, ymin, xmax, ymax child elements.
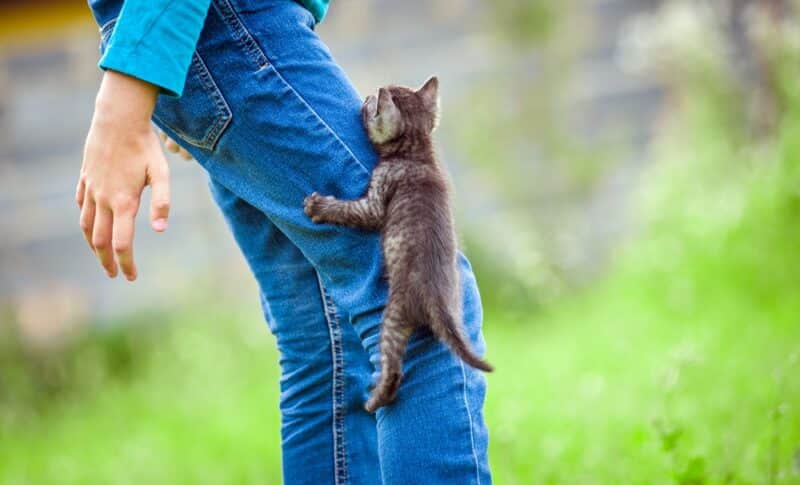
<box><xmin>304</xmin><ymin>77</ymin><xmax>493</xmax><ymax>413</ymax></box>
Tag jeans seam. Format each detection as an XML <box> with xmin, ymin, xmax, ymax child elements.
<box><xmin>459</xmin><ymin>360</ymin><xmax>482</xmax><ymax>485</ymax></box>
<box><xmin>212</xmin><ymin>0</ymin><xmax>269</xmax><ymax>69</ymax></box>
<box><xmin>214</xmin><ymin>0</ymin><xmax>370</xmax><ymax>177</ymax></box>
<box><xmin>317</xmin><ymin>273</ymin><xmax>348</xmax><ymax>485</ymax></box>
<box><xmin>266</xmin><ymin>63</ymin><xmax>371</xmax><ymax>178</ymax></box>
<box><xmin>98</xmin><ymin>18</ymin><xmax>117</xmax><ymax>55</ymax></box>
<box><xmin>152</xmin><ymin>52</ymin><xmax>232</xmax><ymax>150</ymax></box>
<box><xmin>99</xmin><ymin>17</ymin><xmax>117</xmax><ymax>40</ymax></box>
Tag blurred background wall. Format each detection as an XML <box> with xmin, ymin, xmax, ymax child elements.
<box><xmin>0</xmin><ymin>0</ymin><xmax>666</xmax><ymax>330</ymax></box>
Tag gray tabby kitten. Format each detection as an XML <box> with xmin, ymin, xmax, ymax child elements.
<box><xmin>304</xmin><ymin>76</ymin><xmax>493</xmax><ymax>413</ymax></box>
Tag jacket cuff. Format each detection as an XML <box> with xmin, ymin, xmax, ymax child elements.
<box><xmin>99</xmin><ymin>44</ymin><xmax>186</xmax><ymax>98</ymax></box>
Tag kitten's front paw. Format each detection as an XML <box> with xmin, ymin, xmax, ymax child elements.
<box><xmin>303</xmin><ymin>192</ymin><xmax>334</xmax><ymax>224</ymax></box>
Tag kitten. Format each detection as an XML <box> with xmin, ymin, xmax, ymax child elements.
<box><xmin>304</xmin><ymin>76</ymin><xmax>493</xmax><ymax>413</ymax></box>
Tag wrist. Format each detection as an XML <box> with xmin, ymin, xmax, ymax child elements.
<box><xmin>93</xmin><ymin>70</ymin><xmax>159</xmax><ymax>133</ymax></box>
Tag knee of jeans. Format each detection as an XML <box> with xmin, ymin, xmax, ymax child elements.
<box><xmin>272</xmin><ymin>329</ymin><xmax>339</xmax><ymax>415</ymax></box>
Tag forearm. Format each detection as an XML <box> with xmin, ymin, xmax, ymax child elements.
<box><xmin>93</xmin><ymin>70</ymin><xmax>159</xmax><ymax>132</ymax></box>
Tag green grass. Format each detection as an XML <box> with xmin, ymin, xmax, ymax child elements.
<box><xmin>0</xmin><ymin>307</ymin><xmax>284</xmax><ymax>484</ymax></box>
<box><xmin>2</xmin><ymin>279</ymin><xmax>797</xmax><ymax>484</ymax></box>
<box><xmin>487</xmin><ymin>123</ymin><xmax>800</xmax><ymax>483</ymax></box>
<box><xmin>487</xmin><ymin>284</ymin><xmax>800</xmax><ymax>484</ymax></box>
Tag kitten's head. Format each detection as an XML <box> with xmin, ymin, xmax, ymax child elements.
<box><xmin>362</xmin><ymin>76</ymin><xmax>440</xmax><ymax>149</ymax></box>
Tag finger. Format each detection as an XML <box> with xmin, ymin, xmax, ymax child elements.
<box><xmin>79</xmin><ymin>195</ymin><xmax>96</xmax><ymax>250</ymax></box>
<box><xmin>164</xmin><ymin>137</ymin><xmax>181</xmax><ymax>154</ymax></box>
<box><xmin>112</xmin><ymin>208</ymin><xmax>137</xmax><ymax>281</ymax></box>
<box><xmin>178</xmin><ymin>147</ymin><xmax>193</xmax><ymax>161</ymax></box>
<box><xmin>76</xmin><ymin>178</ymin><xmax>86</xmax><ymax>208</ymax></box>
<box><xmin>158</xmin><ymin>130</ymin><xmax>168</xmax><ymax>142</ymax></box>
<box><xmin>92</xmin><ymin>205</ymin><xmax>118</xmax><ymax>277</ymax></box>
<box><xmin>164</xmin><ymin>136</ymin><xmax>193</xmax><ymax>161</ymax></box>
<box><xmin>148</xmin><ymin>162</ymin><xmax>170</xmax><ymax>232</ymax></box>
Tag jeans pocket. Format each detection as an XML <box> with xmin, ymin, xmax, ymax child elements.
<box><xmin>98</xmin><ymin>17</ymin><xmax>232</xmax><ymax>151</ymax></box>
<box><xmin>152</xmin><ymin>53</ymin><xmax>233</xmax><ymax>151</ymax></box>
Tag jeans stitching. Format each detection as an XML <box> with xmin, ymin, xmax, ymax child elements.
<box><xmin>262</xmin><ymin>63</ymin><xmax>371</xmax><ymax>178</ymax></box>
<box><xmin>316</xmin><ymin>273</ymin><xmax>348</xmax><ymax>485</ymax></box>
<box><xmin>459</xmin><ymin>360</ymin><xmax>482</xmax><ymax>485</ymax></box>
<box><xmin>99</xmin><ymin>18</ymin><xmax>117</xmax><ymax>41</ymax></box>
<box><xmin>99</xmin><ymin>18</ymin><xmax>117</xmax><ymax>54</ymax></box>
<box><xmin>192</xmin><ymin>53</ymin><xmax>233</xmax><ymax>148</ymax></box>
<box><xmin>213</xmin><ymin>0</ymin><xmax>371</xmax><ymax>178</ymax></box>
<box><xmin>151</xmin><ymin>52</ymin><xmax>232</xmax><ymax>150</ymax></box>
<box><xmin>212</xmin><ymin>0</ymin><xmax>269</xmax><ymax>70</ymax></box>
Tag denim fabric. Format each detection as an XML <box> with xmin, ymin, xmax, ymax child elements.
<box><xmin>90</xmin><ymin>0</ymin><xmax>329</xmax><ymax>96</ymax></box>
<box><xmin>95</xmin><ymin>1</ymin><xmax>491</xmax><ymax>483</ymax></box>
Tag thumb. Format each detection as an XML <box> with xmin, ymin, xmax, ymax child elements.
<box><xmin>148</xmin><ymin>161</ymin><xmax>171</xmax><ymax>232</ymax></box>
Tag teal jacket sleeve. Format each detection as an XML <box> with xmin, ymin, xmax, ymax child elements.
<box><xmin>99</xmin><ymin>0</ymin><xmax>213</xmax><ymax>97</ymax></box>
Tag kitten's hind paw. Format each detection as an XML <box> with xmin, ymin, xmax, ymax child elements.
<box><xmin>364</xmin><ymin>371</ymin><xmax>402</xmax><ymax>413</ymax></box>
<box><xmin>364</xmin><ymin>395</ymin><xmax>389</xmax><ymax>414</ymax></box>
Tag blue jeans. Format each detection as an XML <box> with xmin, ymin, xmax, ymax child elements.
<box><xmin>96</xmin><ymin>1</ymin><xmax>490</xmax><ymax>483</ymax></box>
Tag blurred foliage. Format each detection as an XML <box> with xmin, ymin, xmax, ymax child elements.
<box><xmin>458</xmin><ymin>0</ymin><xmax>800</xmax><ymax>308</ymax></box>
<box><xmin>452</xmin><ymin>0</ymin><xmax>622</xmax><ymax>308</ymax></box>
<box><xmin>0</xmin><ymin>311</ymin><xmax>160</xmax><ymax>422</ymax></box>
<box><xmin>1</xmin><ymin>304</ymin><xmax>283</xmax><ymax>483</ymax></box>
<box><xmin>485</xmin><ymin>4</ymin><xmax>800</xmax><ymax>480</ymax></box>
<box><xmin>486</xmin><ymin>0</ymin><xmax>562</xmax><ymax>45</ymax></box>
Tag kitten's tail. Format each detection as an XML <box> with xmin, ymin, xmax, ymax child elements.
<box><xmin>433</xmin><ymin>308</ymin><xmax>494</xmax><ymax>373</ymax></box>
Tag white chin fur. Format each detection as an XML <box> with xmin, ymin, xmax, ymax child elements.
<box><xmin>368</xmin><ymin>121</ymin><xmax>394</xmax><ymax>144</ymax></box>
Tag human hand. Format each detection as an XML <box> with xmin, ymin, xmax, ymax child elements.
<box><xmin>76</xmin><ymin>70</ymin><xmax>169</xmax><ymax>281</ymax></box>
<box><xmin>159</xmin><ymin>130</ymin><xmax>193</xmax><ymax>161</ymax></box>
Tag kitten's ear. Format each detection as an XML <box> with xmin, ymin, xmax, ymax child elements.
<box><xmin>417</xmin><ymin>76</ymin><xmax>439</xmax><ymax>111</ymax></box>
<box><xmin>369</xmin><ymin>87</ymin><xmax>402</xmax><ymax>143</ymax></box>
<box><xmin>377</xmin><ymin>87</ymin><xmax>394</xmax><ymax>115</ymax></box>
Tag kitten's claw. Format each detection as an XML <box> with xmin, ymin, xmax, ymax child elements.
<box><xmin>304</xmin><ymin>193</ymin><xmax>321</xmax><ymax>219</ymax></box>
<box><xmin>304</xmin><ymin>192</ymin><xmax>333</xmax><ymax>224</ymax></box>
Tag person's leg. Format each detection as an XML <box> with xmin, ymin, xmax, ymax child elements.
<box><xmin>151</xmin><ymin>0</ymin><xmax>491</xmax><ymax>482</ymax></box>
<box><xmin>207</xmin><ymin>179</ymin><xmax>380</xmax><ymax>484</ymax></box>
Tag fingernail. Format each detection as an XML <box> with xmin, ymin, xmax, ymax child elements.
<box><xmin>152</xmin><ymin>218</ymin><xmax>168</xmax><ymax>232</ymax></box>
